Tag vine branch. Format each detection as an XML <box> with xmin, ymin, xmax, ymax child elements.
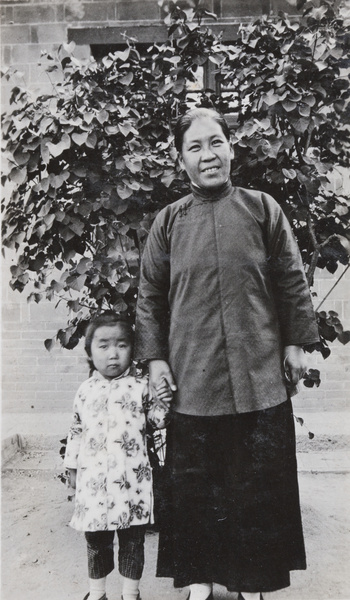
<box><xmin>316</xmin><ymin>264</ymin><xmax>350</xmax><ymax>312</ymax></box>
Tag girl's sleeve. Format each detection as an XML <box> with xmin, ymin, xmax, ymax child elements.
<box><xmin>64</xmin><ymin>388</ymin><xmax>84</xmax><ymax>469</ymax></box>
<box><xmin>142</xmin><ymin>382</ymin><xmax>170</xmax><ymax>430</ymax></box>
<box><xmin>134</xmin><ymin>209</ymin><xmax>171</xmax><ymax>361</ymax></box>
<box><xmin>262</xmin><ymin>193</ymin><xmax>319</xmax><ymax>346</ymax></box>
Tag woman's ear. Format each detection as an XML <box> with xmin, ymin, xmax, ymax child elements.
<box><xmin>178</xmin><ymin>153</ymin><xmax>185</xmax><ymax>170</ymax></box>
<box><xmin>229</xmin><ymin>141</ymin><xmax>235</xmax><ymax>160</ymax></box>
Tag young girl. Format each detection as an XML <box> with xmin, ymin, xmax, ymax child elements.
<box><xmin>64</xmin><ymin>312</ymin><xmax>171</xmax><ymax>600</ymax></box>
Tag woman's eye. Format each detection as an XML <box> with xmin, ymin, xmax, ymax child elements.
<box><xmin>212</xmin><ymin>139</ymin><xmax>223</xmax><ymax>146</ymax></box>
<box><xmin>188</xmin><ymin>145</ymin><xmax>200</xmax><ymax>152</ymax></box>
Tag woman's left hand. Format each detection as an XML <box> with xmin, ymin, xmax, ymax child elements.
<box><xmin>283</xmin><ymin>345</ymin><xmax>307</xmax><ymax>385</ymax></box>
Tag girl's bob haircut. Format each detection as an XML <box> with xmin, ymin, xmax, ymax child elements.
<box><xmin>173</xmin><ymin>107</ymin><xmax>231</xmax><ymax>154</ymax></box>
<box><xmin>84</xmin><ymin>312</ymin><xmax>134</xmax><ymax>364</ymax></box>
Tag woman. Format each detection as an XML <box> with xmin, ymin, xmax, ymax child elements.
<box><xmin>135</xmin><ymin>108</ymin><xmax>319</xmax><ymax>600</ymax></box>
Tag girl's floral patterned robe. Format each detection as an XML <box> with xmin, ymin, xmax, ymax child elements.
<box><xmin>64</xmin><ymin>369</ymin><xmax>167</xmax><ymax>532</ymax></box>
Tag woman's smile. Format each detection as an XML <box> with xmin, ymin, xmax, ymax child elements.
<box><xmin>201</xmin><ymin>165</ymin><xmax>220</xmax><ymax>174</ymax></box>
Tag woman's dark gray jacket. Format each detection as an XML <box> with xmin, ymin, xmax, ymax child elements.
<box><xmin>135</xmin><ymin>181</ymin><xmax>319</xmax><ymax>416</ymax></box>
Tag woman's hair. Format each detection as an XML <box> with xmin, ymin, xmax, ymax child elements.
<box><xmin>84</xmin><ymin>312</ymin><xmax>134</xmax><ymax>361</ymax></box>
<box><xmin>173</xmin><ymin>107</ymin><xmax>230</xmax><ymax>153</ymax></box>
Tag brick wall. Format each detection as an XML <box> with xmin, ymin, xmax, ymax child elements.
<box><xmin>293</xmin><ymin>268</ymin><xmax>350</xmax><ymax>412</ymax></box>
<box><xmin>2</xmin><ymin>254</ymin><xmax>88</xmax><ymax>415</ymax></box>
<box><xmin>1</xmin><ymin>0</ymin><xmax>161</xmax><ymax>108</ymax></box>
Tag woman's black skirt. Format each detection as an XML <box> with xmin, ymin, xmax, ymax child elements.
<box><xmin>156</xmin><ymin>399</ymin><xmax>306</xmax><ymax>593</ymax></box>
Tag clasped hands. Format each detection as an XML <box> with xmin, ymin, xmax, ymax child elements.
<box><xmin>148</xmin><ymin>359</ymin><xmax>177</xmax><ymax>406</ymax></box>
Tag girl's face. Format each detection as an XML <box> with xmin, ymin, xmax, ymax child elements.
<box><xmin>179</xmin><ymin>116</ymin><xmax>233</xmax><ymax>190</ymax></box>
<box><xmin>90</xmin><ymin>324</ymin><xmax>132</xmax><ymax>379</ymax></box>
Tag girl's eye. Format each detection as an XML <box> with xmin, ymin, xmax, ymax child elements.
<box><xmin>99</xmin><ymin>344</ymin><xmax>108</xmax><ymax>349</ymax></box>
<box><xmin>212</xmin><ymin>139</ymin><xmax>223</xmax><ymax>146</ymax></box>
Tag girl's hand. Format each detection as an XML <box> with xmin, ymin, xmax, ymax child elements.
<box><xmin>155</xmin><ymin>378</ymin><xmax>173</xmax><ymax>404</ymax></box>
<box><xmin>148</xmin><ymin>360</ymin><xmax>177</xmax><ymax>400</ymax></box>
<box><xmin>283</xmin><ymin>345</ymin><xmax>307</xmax><ymax>386</ymax></box>
<box><xmin>66</xmin><ymin>468</ymin><xmax>77</xmax><ymax>490</ymax></box>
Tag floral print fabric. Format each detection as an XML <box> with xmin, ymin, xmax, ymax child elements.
<box><xmin>65</xmin><ymin>371</ymin><xmax>157</xmax><ymax>532</ymax></box>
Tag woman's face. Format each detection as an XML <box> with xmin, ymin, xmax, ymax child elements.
<box><xmin>179</xmin><ymin>116</ymin><xmax>233</xmax><ymax>190</ymax></box>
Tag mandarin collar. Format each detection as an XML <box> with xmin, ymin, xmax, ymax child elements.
<box><xmin>190</xmin><ymin>178</ymin><xmax>233</xmax><ymax>202</ymax></box>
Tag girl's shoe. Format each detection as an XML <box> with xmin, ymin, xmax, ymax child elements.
<box><xmin>121</xmin><ymin>595</ymin><xmax>141</xmax><ymax>600</ymax></box>
<box><xmin>238</xmin><ymin>594</ymin><xmax>264</xmax><ymax>600</ymax></box>
<box><xmin>83</xmin><ymin>594</ymin><xmax>108</xmax><ymax>600</ymax></box>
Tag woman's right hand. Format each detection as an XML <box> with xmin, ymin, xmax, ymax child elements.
<box><xmin>148</xmin><ymin>359</ymin><xmax>177</xmax><ymax>399</ymax></box>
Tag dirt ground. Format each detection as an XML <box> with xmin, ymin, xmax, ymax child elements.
<box><xmin>1</xmin><ymin>435</ymin><xmax>350</xmax><ymax>600</ymax></box>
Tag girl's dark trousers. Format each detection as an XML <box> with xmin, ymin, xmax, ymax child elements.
<box><xmin>85</xmin><ymin>525</ymin><xmax>146</xmax><ymax>580</ymax></box>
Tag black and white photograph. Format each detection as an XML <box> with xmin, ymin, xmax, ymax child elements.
<box><xmin>1</xmin><ymin>1</ymin><xmax>350</xmax><ymax>599</ymax></box>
